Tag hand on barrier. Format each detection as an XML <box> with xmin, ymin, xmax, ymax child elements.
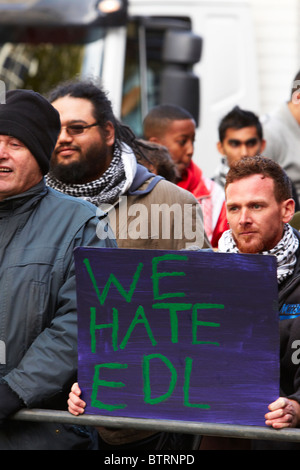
<box><xmin>265</xmin><ymin>397</ymin><xmax>300</xmax><ymax>429</ymax></box>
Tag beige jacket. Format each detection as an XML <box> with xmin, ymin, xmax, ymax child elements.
<box><xmin>105</xmin><ymin>176</ymin><xmax>210</xmax><ymax>251</ymax></box>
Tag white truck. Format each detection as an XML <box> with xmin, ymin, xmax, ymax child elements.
<box><xmin>0</xmin><ymin>0</ymin><xmax>259</xmax><ymax>177</ymax></box>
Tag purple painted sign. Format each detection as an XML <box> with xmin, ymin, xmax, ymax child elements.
<box><xmin>74</xmin><ymin>247</ymin><xmax>279</xmax><ymax>426</ymax></box>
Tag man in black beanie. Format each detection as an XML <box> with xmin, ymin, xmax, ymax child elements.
<box><xmin>0</xmin><ymin>89</ymin><xmax>116</xmax><ymax>449</ymax></box>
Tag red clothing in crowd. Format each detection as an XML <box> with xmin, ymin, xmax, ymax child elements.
<box><xmin>178</xmin><ymin>160</ymin><xmax>227</xmax><ymax>247</ymax></box>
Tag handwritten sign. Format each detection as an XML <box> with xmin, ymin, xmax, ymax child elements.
<box><xmin>74</xmin><ymin>247</ymin><xmax>279</xmax><ymax>426</ymax></box>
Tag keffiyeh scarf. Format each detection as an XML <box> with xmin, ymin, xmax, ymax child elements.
<box><xmin>46</xmin><ymin>143</ymin><xmax>137</xmax><ymax>206</ymax></box>
<box><xmin>218</xmin><ymin>223</ymin><xmax>299</xmax><ymax>284</ymax></box>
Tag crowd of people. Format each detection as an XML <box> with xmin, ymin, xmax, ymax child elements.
<box><xmin>0</xmin><ymin>68</ymin><xmax>300</xmax><ymax>450</ymax></box>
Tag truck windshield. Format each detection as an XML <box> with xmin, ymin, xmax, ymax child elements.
<box><xmin>120</xmin><ymin>17</ymin><xmax>194</xmax><ymax>137</ymax></box>
<box><xmin>121</xmin><ymin>21</ymin><xmax>157</xmax><ymax>137</ymax></box>
<box><xmin>0</xmin><ymin>42</ymin><xmax>87</xmax><ymax>95</ymax></box>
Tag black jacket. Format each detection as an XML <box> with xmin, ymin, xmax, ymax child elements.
<box><xmin>252</xmin><ymin>229</ymin><xmax>300</xmax><ymax>449</ymax></box>
<box><xmin>278</xmin><ymin>229</ymin><xmax>300</xmax><ymax>402</ymax></box>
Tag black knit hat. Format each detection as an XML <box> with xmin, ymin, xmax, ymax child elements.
<box><xmin>0</xmin><ymin>89</ymin><xmax>61</xmax><ymax>174</ymax></box>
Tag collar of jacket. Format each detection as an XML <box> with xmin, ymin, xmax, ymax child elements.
<box><xmin>291</xmin><ymin>228</ymin><xmax>300</xmax><ymax>271</ymax></box>
<box><xmin>278</xmin><ymin>227</ymin><xmax>300</xmax><ymax>302</ymax></box>
<box><xmin>0</xmin><ymin>179</ymin><xmax>47</xmax><ymax>216</ymax></box>
<box><xmin>127</xmin><ymin>163</ymin><xmax>164</xmax><ymax>196</ymax></box>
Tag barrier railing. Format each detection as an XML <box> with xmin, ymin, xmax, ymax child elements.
<box><xmin>10</xmin><ymin>409</ymin><xmax>300</xmax><ymax>443</ymax></box>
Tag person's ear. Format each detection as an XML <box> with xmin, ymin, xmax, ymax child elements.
<box><xmin>292</xmin><ymin>90</ymin><xmax>300</xmax><ymax>105</ymax></box>
<box><xmin>217</xmin><ymin>141</ymin><xmax>225</xmax><ymax>155</ymax></box>
<box><xmin>260</xmin><ymin>139</ymin><xmax>266</xmax><ymax>153</ymax></box>
<box><xmin>104</xmin><ymin>121</ymin><xmax>115</xmax><ymax>147</ymax></box>
<box><xmin>148</xmin><ymin>136</ymin><xmax>160</xmax><ymax>144</ymax></box>
<box><xmin>282</xmin><ymin>198</ymin><xmax>296</xmax><ymax>224</ymax></box>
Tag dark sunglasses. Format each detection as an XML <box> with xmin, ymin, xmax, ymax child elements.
<box><xmin>61</xmin><ymin>122</ymin><xmax>99</xmax><ymax>136</ymax></box>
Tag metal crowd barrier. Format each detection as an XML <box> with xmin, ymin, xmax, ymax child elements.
<box><xmin>10</xmin><ymin>408</ymin><xmax>300</xmax><ymax>443</ymax></box>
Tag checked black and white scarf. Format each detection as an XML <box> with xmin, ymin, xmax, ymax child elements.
<box><xmin>46</xmin><ymin>144</ymin><xmax>137</xmax><ymax>207</ymax></box>
<box><xmin>218</xmin><ymin>223</ymin><xmax>299</xmax><ymax>284</ymax></box>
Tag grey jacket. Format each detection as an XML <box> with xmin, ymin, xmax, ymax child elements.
<box><xmin>0</xmin><ymin>180</ymin><xmax>116</xmax><ymax>449</ymax></box>
<box><xmin>262</xmin><ymin>103</ymin><xmax>300</xmax><ymax>205</ymax></box>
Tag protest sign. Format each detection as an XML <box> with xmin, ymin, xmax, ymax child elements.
<box><xmin>74</xmin><ymin>247</ymin><xmax>279</xmax><ymax>426</ymax></box>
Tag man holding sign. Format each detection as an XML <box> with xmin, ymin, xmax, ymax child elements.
<box><xmin>69</xmin><ymin>155</ymin><xmax>300</xmax><ymax>450</ymax></box>
<box><xmin>220</xmin><ymin>156</ymin><xmax>300</xmax><ymax>425</ymax></box>
<box><xmin>218</xmin><ymin>155</ymin><xmax>300</xmax><ymax>449</ymax></box>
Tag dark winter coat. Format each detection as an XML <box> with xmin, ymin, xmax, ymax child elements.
<box><xmin>0</xmin><ymin>179</ymin><xmax>116</xmax><ymax>449</ymax></box>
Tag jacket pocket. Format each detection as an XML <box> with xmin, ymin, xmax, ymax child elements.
<box><xmin>25</xmin><ymin>280</ymin><xmax>47</xmax><ymax>349</ymax></box>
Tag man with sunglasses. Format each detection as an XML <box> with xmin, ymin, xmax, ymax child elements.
<box><xmin>46</xmin><ymin>79</ymin><xmax>210</xmax><ymax>252</ymax></box>
<box><xmin>214</xmin><ymin>106</ymin><xmax>266</xmax><ymax>188</ymax></box>
<box><xmin>46</xmin><ymin>79</ymin><xmax>210</xmax><ymax>450</ymax></box>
